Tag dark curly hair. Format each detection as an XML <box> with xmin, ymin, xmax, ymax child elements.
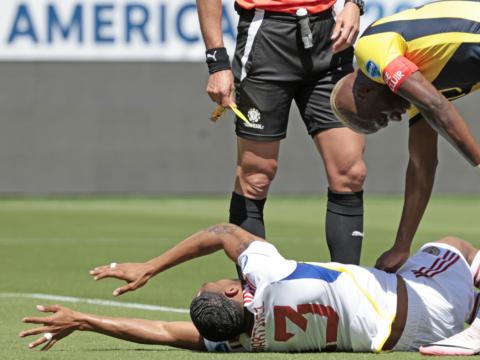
<box><xmin>190</xmin><ymin>292</ymin><xmax>245</xmax><ymax>342</ymax></box>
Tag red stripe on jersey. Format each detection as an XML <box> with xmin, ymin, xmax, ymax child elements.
<box><xmin>424</xmin><ymin>251</ymin><xmax>454</xmax><ymax>276</ymax></box>
<box><xmin>428</xmin><ymin>254</ymin><xmax>460</xmax><ymax>277</ymax></box>
<box><xmin>413</xmin><ymin>250</ymin><xmax>450</xmax><ymax>277</ymax></box>
<box><xmin>245</xmin><ymin>277</ymin><xmax>256</xmax><ymax>291</ymax></box>
<box><xmin>413</xmin><ymin>250</ymin><xmax>451</xmax><ymax>278</ymax></box>
<box><xmin>415</xmin><ymin>252</ymin><xmax>459</xmax><ymax>279</ymax></box>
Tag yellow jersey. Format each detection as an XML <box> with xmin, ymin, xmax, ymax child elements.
<box><xmin>355</xmin><ymin>0</ymin><xmax>480</xmax><ymax>120</ymax></box>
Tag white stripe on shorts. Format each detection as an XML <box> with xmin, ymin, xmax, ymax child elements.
<box><xmin>240</xmin><ymin>10</ymin><xmax>265</xmax><ymax>81</ymax></box>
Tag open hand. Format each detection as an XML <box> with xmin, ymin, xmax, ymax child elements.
<box><xmin>375</xmin><ymin>246</ymin><xmax>410</xmax><ymax>273</ymax></box>
<box><xmin>331</xmin><ymin>3</ymin><xmax>360</xmax><ymax>53</ymax></box>
<box><xmin>20</xmin><ymin>305</ymin><xmax>79</xmax><ymax>351</ymax></box>
<box><xmin>90</xmin><ymin>262</ymin><xmax>154</xmax><ymax>296</ymax></box>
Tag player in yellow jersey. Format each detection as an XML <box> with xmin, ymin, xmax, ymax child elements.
<box><xmin>331</xmin><ymin>1</ymin><xmax>480</xmax><ymax>273</ymax></box>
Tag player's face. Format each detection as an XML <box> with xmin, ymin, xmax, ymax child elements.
<box><xmin>197</xmin><ymin>279</ymin><xmax>243</xmax><ymax>304</ymax></box>
<box><xmin>354</xmin><ymin>73</ymin><xmax>410</xmax><ymax>134</ymax></box>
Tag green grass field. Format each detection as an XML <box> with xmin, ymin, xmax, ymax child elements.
<box><xmin>1</xmin><ymin>195</ymin><xmax>479</xmax><ymax>359</ymax></box>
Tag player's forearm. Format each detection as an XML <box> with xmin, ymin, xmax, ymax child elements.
<box><xmin>79</xmin><ymin>313</ymin><xmax>204</xmax><ymax>350</ymax></box>
<box><xmin>144</xmin><ymin>223</ymin><xmax>258</xmax><ymax>276</ymax></box>
<box><xmin>394</xmin><ymin>157</ymin><xmax>436</xmax><ymax>250</ymax></box>
<box><xmin>421</xmin><ymin>101</ymin><xmax>480</xmax><ymax>166</ymax></box>
<box><xmin>196</xmin><ymin>0</ymin><xmax>224</xmax><ymax>49</ymax></box>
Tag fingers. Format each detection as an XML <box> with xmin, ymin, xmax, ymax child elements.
<box><xmin>19</xmin><ymin>326</ymin><xmax>52</xmax><ymax>338</ymax></box>
<box><xmin>90</xmin><ymin>267</ymin><xmax>124</xmax><ymax>281</ymax></box>
<box><xmin>332</xmin><ymin>25</ymin><xmax>356</xmax><ymax>53</ymax></box>
<box><xmin>41</xmin><ymin>339</ymin><xmax>57</xmax><ymax>351</ymax></box>
<box><xmin>89</xmin><ymin>265</ymin><xmax>109</xmax><ymax>275</ymax></box>
<box><xmin>346</xmin><ymin>27</ymin><xmax>359</xmax><ymax>46</ymax></box>
<box><xmin>26</xmin><ymin>334</ymin><xmax>49</xmax><ymax>349</ymax></box>
<box><xmin>23</xmin><ymin>316</ymin><xmax>52</xmax><ymax>325</ymax></box>
<box><xmin>206</xmin><ymin>70</ymin><xmax>234</xmax><ymax>106</ymax></box>
<box><xmin>36</xmin><ymin>304</ymin><xmax>61</xmax><ymax>313</ymax></box>
<box><xmin>330</xmin><ymin>19</ymin><xmax>342</xmax><ymax>42</ymax></box>
<box><xmin>113</xmin><ymin>281</ymin><xmax>138</xmax><ymax>296</ymax></box>
<box><xmin>93</xmin><ymin>270</ymin><xmax>121</xmax><ymax>281</ymax></box>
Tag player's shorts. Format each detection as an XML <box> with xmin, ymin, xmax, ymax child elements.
<box><xmin>393</xmin><ymin>242</ymin><xmax>475</xmax><ymax>351</ymax></box>
<box><xmin>231</xmin><ymin>5</ymin><xmax>354</xmax><ymax>141</ymax></box>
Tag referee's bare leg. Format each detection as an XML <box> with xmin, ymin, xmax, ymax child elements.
<box><xmin>229</xmin><ymin>138</ymin><xmax>280</xmax><ymax>239</ymax></box>
<box><xmin>314</xmin><ymin>127</ymin><xmax>366</xmax><ymax>264</ymax></box>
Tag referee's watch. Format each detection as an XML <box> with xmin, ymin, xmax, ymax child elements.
<box><xmin>344</xmin><ymin>0</ymin><xmax>365</xmax><ymax>15</ymax></box>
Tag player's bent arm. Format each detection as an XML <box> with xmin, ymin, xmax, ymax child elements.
<box><xmin>397</xmin><ymin>71</ymin><xmax>480</xmax><ymax>166</ymax></box>
<box><xmin>145</xmin><ymin>223</ymin><xmax>265</xmax><ymax>272</ymax></box>
<box><xmin>20</xmin><ymin>304</ymin><xmax>206</xmax><ymax>351</ymax></box>
<box><xmin>91</xmin><ymin>223</ymin><xmax>264</xmax><ymax>296</ymax></box>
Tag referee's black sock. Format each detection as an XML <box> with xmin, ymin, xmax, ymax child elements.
<box><xmin>229</xmin><ymin>192</ymin><xmax>266</xmax><ymax>238</ymax></box>
<box><xmin>325</xmin><ymin>189</ymin><xmax>364</xmax><ymax>265</ymax></box>
<box><xmin>229</xmin><ymin>192</ymin><xmax>266</xmax><ymax>280</ymax></box>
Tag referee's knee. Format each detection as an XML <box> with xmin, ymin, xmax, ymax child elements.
<box><xmin>329</xmin><ymin>162</ymin><xmax>367</xmax><ymax>193</ymax></box>
<box><xmin>238</xmin><ymin>173</ymin><xmax>274</xmax><ymax>199</ymax></box>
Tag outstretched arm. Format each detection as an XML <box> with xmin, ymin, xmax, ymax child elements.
<box><xmin>20</xmin><ymin>305</ymin><xmax>204</xmax><ymax>351</ymax></box>
<box><xmin>91</xmin><ymin>223</ymin><xmax>263</xmax><ymax>296</ymax></box>
<box><xmin>398</xmin><ymin>71</ymin><xmax>480</xmax><ymax>167</ymax></box>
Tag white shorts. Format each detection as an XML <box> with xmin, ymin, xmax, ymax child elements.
<box><xmin>393</xmin><ymin>242</ymin><xmax>475</xmax><ymax>351</ymax></box>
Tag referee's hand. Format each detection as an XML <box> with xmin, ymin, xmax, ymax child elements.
<box><xmin>331</xmin><ymin>2</ymin><xmax>360</xmax><ymax>53</ymax></box>
<box><xmin>206</xmin><ymin>69</ymin><xmax>235</xmax><ymax>108</ymax></box>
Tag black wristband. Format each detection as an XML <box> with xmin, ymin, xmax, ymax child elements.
<box><xmin>206</xmin><ymin>47</ymin><xmax>231</xmax><ymax>74</ymax></box>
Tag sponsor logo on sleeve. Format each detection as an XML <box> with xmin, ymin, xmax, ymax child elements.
<box><xmin>365</xmin><ymin>60</ymin><xmax>381</xmax><ymax>78</ymax></box>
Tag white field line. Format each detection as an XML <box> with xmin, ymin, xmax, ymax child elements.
<box><xmin>0</xmin><ymin>292</ymin><xmax>189</xmax><ymax>314</ymax></box>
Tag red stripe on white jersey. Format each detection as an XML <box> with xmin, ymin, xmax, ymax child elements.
<box><xmin>428</xmin><ymin>254</ymin><xmax>459</xmax><ymax>277</ymax></box>
<box><xmin>413</xmin><ymin>250</ymin><xmax>451</xmax><ymax>278</ymax></box>
<box><xmin>245</xmin><ymin>277</ymin><xmax>256</xmax><ymax>291</ymax></box>
<box><xmin>414</xmin><ymin>251</ymin><xmax>459</xmax><ymax>279</ymax></box>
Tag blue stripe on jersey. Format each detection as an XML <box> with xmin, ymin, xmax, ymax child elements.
<box><xmin>281</xmin><ymin>263</ymin><xmax>341</xmax><ymax>283</ymax></box>
<box><xmin>362</xmin><ymin>18</ymin><xmax>480</xmax><ymax>41</ymax></box>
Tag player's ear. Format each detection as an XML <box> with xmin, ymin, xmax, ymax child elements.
<box><xmin>224</xmin><ymin>287</ymin><xmax>240</xmax><ymax>298</ymax></box>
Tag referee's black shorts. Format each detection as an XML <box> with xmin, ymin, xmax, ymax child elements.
<box><xmin>231</xmin><ymin>5</ymin><xmax>354</xmax><ymax>141</ymax></box>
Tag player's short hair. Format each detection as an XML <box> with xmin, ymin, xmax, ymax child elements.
<box><xmin>331</xmin><ymin>76</ymin><xmax>377</xmax><ymax>134</ymax></box>
<box><xmin>190</xmin><ymin>291</ymin><xmax>245</xmax><ymax>341</ymax></box>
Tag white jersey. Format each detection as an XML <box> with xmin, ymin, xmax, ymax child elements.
<box><xmin>238</xmin><ymin>241</ymin><xmax>398</xmax><ymax>353</ymax></box>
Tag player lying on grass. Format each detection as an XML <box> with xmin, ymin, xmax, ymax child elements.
<box><xmin>330</xmin><ymin>0</ymin><xmax>480</xmax><ymax>273</ymax></box>
<box><xmin>21</xmin><ymin>223</ymin><xmax>480</xmax><ymax>354</ymax></box>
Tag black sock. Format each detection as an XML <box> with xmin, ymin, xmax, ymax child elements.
<box><xmin>229</xmin><ymin>192</ymin><xmax>266</xmax><ymax>280</ymax></box>
<box><xmin>229</xmin><ymin>192</ymin><xmax>266</xmax><ymax>238</ymax></box>
<box><xmin>326</xmin><ymin>189</ymin><xmax>364</xmax><ymax>265</ymax></box>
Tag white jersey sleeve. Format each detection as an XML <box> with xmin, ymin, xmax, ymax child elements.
<box><xmin>237</xmin><ymin>241</ymin><xmax>296</xmax><ymax>311</ymax></box>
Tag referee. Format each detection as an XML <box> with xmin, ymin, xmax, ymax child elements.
<box><xmin>197</xmin><ymin>0</ymin><xmax>366</xmax><ymax>264</ymax></box>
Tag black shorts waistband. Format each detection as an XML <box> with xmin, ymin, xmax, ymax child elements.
<box><xmin>235</xmin><ymin>4</ymin><xmax>333</xmax><ymax>22</ymax></box>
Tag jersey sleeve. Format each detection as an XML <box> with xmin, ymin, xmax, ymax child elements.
<box><xmin>237</xmin><ymin>241</ymin><xmax>296</xmax><ymax>290</ymax></box>
<box><xmin>355</xmin><ymin>32</ymin><xmax>411</xmax><ymax>87</ymax></box>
